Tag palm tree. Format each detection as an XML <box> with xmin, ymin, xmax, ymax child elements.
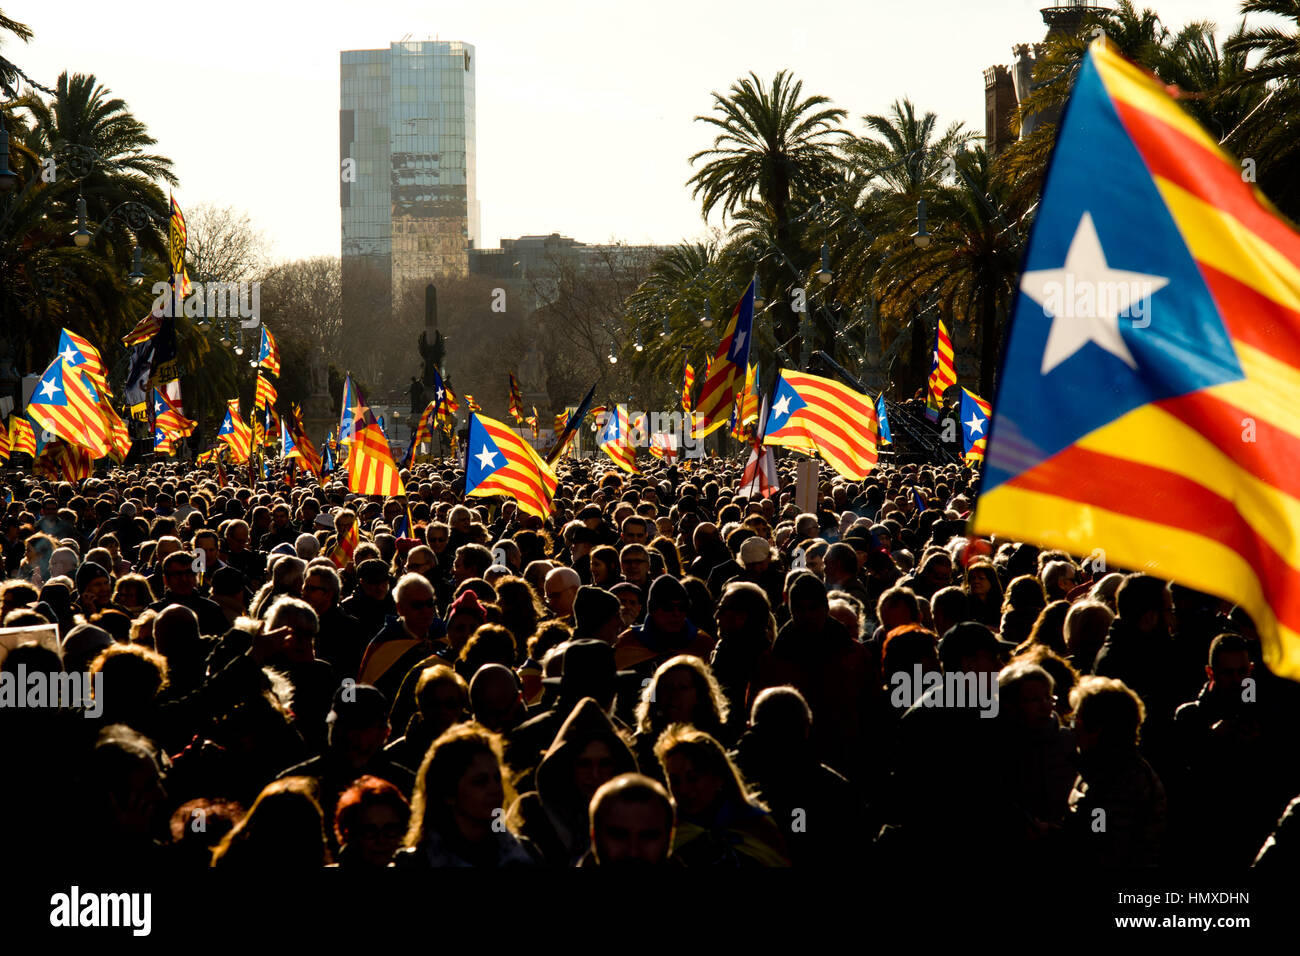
<box><xmin>688</xmin><ymin>71</ymin><xmax>848</xmax><ymax>349</ymax></box>
<box><xmin>872</xmin><ymin>147</ymin><xmax>1031</xmax><ymax>398</ymax></box>
<box><xmin>847</xmin><ymin>99</ymin><xmax>974</xmax><ymax>395</ymax></box>
<box><xmin>0</xmin><ymin>8</ymin><xmax>34</xmax><ymax>96</ymax></box>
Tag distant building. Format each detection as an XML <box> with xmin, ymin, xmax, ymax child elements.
<box><xmin>984</xmin><ymin>1</ymin><xmax>1110</xmax><ymax>153</ymax></box>
<box><xmin>340</xmin><ymin>40</ymin><xmax>480</xmax><ymax>314</ymax></box>
<box><xmin>470</xmin><ymin>233</ymin><xmax>669</xmax><ymax>308</ymax></box>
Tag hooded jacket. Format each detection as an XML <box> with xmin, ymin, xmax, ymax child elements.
<box><xmin>507</xmin><ymin>697</ymin><xmax>638</xmax><ymax>866</ymax></box>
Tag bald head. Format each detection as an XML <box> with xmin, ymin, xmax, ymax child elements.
<box><xmin>154</xmin><ymin>604</ymin><xmax>201</xmax><ymax>659</ymax></box>
<box><xmin>469</xmin><ymin>663</ymin><xmax>524</xmax><ymax>731</ymax></box>
<box><xmin>544</xmin><ymin>567</ymin><xmax>581</xmax><ymax>619</ymax></box>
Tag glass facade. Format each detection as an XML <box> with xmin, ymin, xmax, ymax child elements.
<box><xmin>341</xmin><ymin>40</ymin><xmax>478</xmax><ymax>309</ymax></box>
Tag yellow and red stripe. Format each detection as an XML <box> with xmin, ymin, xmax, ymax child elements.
<box><xmin>468</xmin><ymin>413</ymin><xmax>558</xmax><ymax>519</ymax></box>
<box><xmin>765</xmin><ymin>369</ymin><xmax>878</xmax><ymax>480</ymax></box>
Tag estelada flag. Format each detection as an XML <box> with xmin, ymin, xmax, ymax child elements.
<box><xmin>763</xmin><ymin>369</ymin><xmax>878</xmax><ymax>480</ymax></box>
<box><xmin>217</xmin><ymin>399</ymin><xmax>252</xmax><ymax>464</ymax></box>
<box><xmin>973</xmin><ymin>39</ymin><xmax>1300</xmax><ymax>680</ymax></box>
<box><xmin>122</xmin><ymin>311</ymin><xmax>163</xmax><ymax>347</ymax></box>
<box><xmin>466</xmin><ymin>412</ymin><xmax>558</xmax><ymax>519</ymax></box>
<box><xmin>27</xmin><ymin>358</ymin><xmax>111</xmax><ymax>458</ymax></box>
<box><xmin>693</xmin><ymin>279</ymin><xmax>755</xmax><ymax>438</ymax></box>
<box><xmin>258</xmin><ymin>326</ymin><xmax>281</xmax><ymax>376</ymax></box>
<box><xmin>254</xmin><ymin>373</ymin><xmax>278</xmax><ymax>410</ymax></box>
<box><xmin>153</xmin><ymin>387</ymin><xmax>195</xmax><ymax>439</ymax></box>
<box><xmin>57</xmin><ymin>329</ymin><xmax>110</xmax><ymax>397</ymax></box>
<box><xmin>345</xmin><ymin>394</ymin><xmax>405</xmax><ymax>496</ymax></box>
<box><xmin>598</xmin><ymin>404</ymin><xmax>640</xmax><ymax>475</ymax></box>
<box><xmin>960</xmin><ymin>387</ymin><xmax>991</xmax><ymax>462</ymax></box>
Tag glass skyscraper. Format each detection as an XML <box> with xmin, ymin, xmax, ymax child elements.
<box><xmin>340</xmin><ymin>40</ymin><xmax>479</xmax><ymax>310</ymax></box>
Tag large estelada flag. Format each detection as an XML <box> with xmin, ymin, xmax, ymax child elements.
<box><xmin>27</xmin><ymin>358</ymin><xmax>110</xmax><ymax>458</ymax></box>
<box><xmin>693</xmin><ymin>280</ymin><xmax>755</xmax><ymax>438</ymax></box>
<box><xmin>972</xmin><ymin>39</ymin><xmax>1300</xmax><ymax>680</ymax></box>
<box><xmin>466</xmin><ymin>412</ymin><xmax>558</xmax><ymax>519</ymax></box>
<box><xmin>153</xmin><ymin>386</ymin><xmax>195</xmax><ymax>439</ymax></box>
<box><xmin>598</xmin><ymin>404</ymin><xmax>641</xmax><ymax>475</ymax></box>
<box><xmin>927</xmin><ymin>317</ymin><xmax>956</xmax><ymax>421</ymax></box>
<box><xmin>763</xmin><ymin>369</ymin><xmax>878</xmax><ymax>480</ymax></box>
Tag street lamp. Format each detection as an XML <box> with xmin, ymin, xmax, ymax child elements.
<box><xmin>818</xmin><ymin>240</ymin><xmax>832</xmax><ymax>285</ymax></box>
<box><xmin>701</xmin><ymin>300</ymin><xmax>712</xmax><ymax>329</ymax></box>
<box><xmin>634</xmin><ymin>328</ymin><xmax>644</xmax><ymax>352</ymax></box>
<box><xmin>71</xmin><ymin>194</ymin><xmax>92</xmax><ymax>247</ymax></box>
<box><xmin>608</xmin><ymin>340</ymin><xmax>618</xmax><ymax>365</ymax></box>
<box><xmin>659</xmin><ymin>314</ymin><xmax>669</xmax><ymax>338</ymax></box>
<box><xmin>0</xmin><ymin>115</ymin><xmax>17</xmax><ymax>192</ymax></box>
<box><xmin>127</xmin><ymin>246</ymin><xmax>145</xmax><ymax>286</ymax></box>
<box><xmin>912</xmin><ymin>198</ymin><xmax>931</xmax><ymax>248</ymax></box>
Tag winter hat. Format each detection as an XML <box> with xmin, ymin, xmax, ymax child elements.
<box><xmin>74</xmin><ymin>561</ymin><xmax>110</xmax><ymax>595</ymax></box>
<box><xmin>62</xmin><ymin>623</ymin><xmax>113</xmax><ymax>674</ymax></box>
<box><xmin>447</xmin><ymin>589</ymin><xmax>487</xmax><ymax>625</ymax></box>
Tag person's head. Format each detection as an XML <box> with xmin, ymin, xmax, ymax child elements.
<box><xmin>919</xmin><ymin>550</ymin><xmax>953</xmax><ymax>589</ymax></box>
<box><xmin>749</xmin><ymin>685</ymin><xmax>814</xmax><ymax>745</ymax></box>
<box><xmin>395</xmin><ymin>572</ymin><xmax>438</xmax><ymax>638</ymax></box>
<box><xmin>543</xmin><ymin>567</ymin><xmax>581</xmax><ymax>619</ymax></box>
<box><xmin>469</xmin><ymin>663</ymin><xmax>525</xmax><ymax>732</ymax></box>
<box><xmin>445</xmin><ymin>589</ymin><xmax>489</xmax><ymax>652</ymax></box>
<box><xmin>938</xmin><ymin>621</ymin><xmax>1007</xmax><ymax>675</ymax></box>
<box><xmin>224</xmin><ymin>519</ymin><xmax>251</xmax><ymax>553</ymax></box>
<box><xmin>786</xmin><ymin>572</ymin><xmax>829</xmax><ymax>632</ymax></box>
<box><xmin>1041</xmin><ymin>560</ymin><xmax>1079</xmax><ymax>600</ymax></box>
<box><xmin>573</xmin><ymin>585</ymin><xmax>624</xmax><ymax>645</ymax></box>
<box><xmin>1115</xmin><ymin>574</ymin><xmax>1174</xmax><ymax>635</ymax></box>
<box><xmin>161</xmin><ymin>551</ymin><xmax>200</xmax><ymax>597</ymax></box>
<box><xmin>334</xmin><ymin>776</ymin><xmax>411</xmax><ymax>868</ymax></box>
<box><xmin>425</xmin><ymin>521</ymin><xmax>451</xmax><ymax>555</ymax></box>
<box><xmin>877</xmin><ymin>585</ymin><xmax>921</xmax><ymax>633</ymax></box>
<box><xmin>998</xmin><ymin>661</ymin><xmax>1056</xmax><ymax>731</ymax></box>
<box><xmin>415</xmin><ymin>664</ymin><xmax>471</xmax><ymax>740</ymax></box>
<box><xmin>294</xmin><ymin>533</ymin><xmax>321</xmax><ymax>561</ymax></box>
<box><xmin>1004</xmin><ymin>574</ymin><xmax>1047</xmax><ymax>615</ymax></box>
<box><xmin>453</xmin><ymin>544</ymin><xmax>494</xmax><ymax>584</ymax></box>
<box><xmin>589</xmin><ymin>773</ymin><xmax>676</xmax><ymax>867</ymax></box>
<box><xmin>74</xmin><ymin>562</ymin><xmax>112</xmax><ymax>611</ymax></box>
<box><xmin>326</xmin><ymin>683</ymin><xmax>390</xmax><ymax>768</ymax></box>
<box><xmin>1206</xmin><ymin>632</ymin><xmax>1253</xmax><ymax>693</ymax></box>
<box><xmin>610</xmin><ymin>582</ymin><xmax>643</xmax><ymax>628</ymax></box>
<box><xmin>1063</xmin><ymin>600</ymin><xmax>1114</xmax><ymax>670</ymax></box>
<box><xmin>88</xmin><ymin>724</ymin><xmax>167</xmax><ymax>838</ymax></box>
<box><xmin>404</xmin><ymin>545</ymin><xmax>438</xmax><ymax>584</ymax></box>
<box><xmin>620</xmin><ymin>515</ymin><xmax>649</xmax><ymax>547</ymax></box>
<box><xmin>589</xmin><ymin>545</ymin><xmax>620</xmax><ymax>587</ymax></box>
<box><xmin>210</xmin><ymin>777</ymin><xmax>327</xmax><ymax>869</ymax></box>
<box><xmin>646</xmin><ymin>575</ymin><xmax>690</xmax><ymax>635</ymax></box>
<box><xmin>637</xmin><ymin>655</ymin><xmax>728</xmax><ymax>736</ymax></box>
<box><xmin>715</xmin><ymin>580</ymin><xmax>775</xmax><ymax>644</ymax></box>
<box><xmin>0</xmin><ymin>581</ymin><xmax>39</xmax><ymax>618</ymax></box>
<box><xmin>301</xmin><ymin>565</ymin><xmax>342</xmax><ymax>616</ymax></box>
<box><xmin>407</xmin><ymin>724</ymin><xmax>510</xmax><ymax>845</ymax></box>
<box><xmin>90</xmin><ymin>644</ymin><xmax>169</xmax><ymax>722</ymax></box>
<box><xmin>355</xmin><ymin>559</ymin><xmax>391</xmax><ymax>602</ymax></box>
<box><xmin>823</xmin><ymin>543</ymin><xmax>858</xmax><ymax>585</ymax></box>
<box><xmin>1069</xmin><ymin>675</ymin><xmax>1145</xmax><ymax>754</ymax></box>
<box><xmin>619</xmin><ymin>544</ymin><xmax>651</xmax><ymax>587</ymax></box>
<box><xmin>267</xmin><ymin>597</ymin><xmax>319</xmax><ymax>665</ymax></box>
<box><xmin>654</xmin><ymin>724</ymin><xmax>758</xmax><ymax>820</ymax></box>
<box><xmin>930</xmin><ymin>586</ymin><xmax>970</xmax><ymax>639</ymax></box>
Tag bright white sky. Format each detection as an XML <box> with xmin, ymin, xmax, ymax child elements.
<box><xmin>13</xmin><ymin>0</ymin><xmax>1248</xmax><ymax>262</ymax></box>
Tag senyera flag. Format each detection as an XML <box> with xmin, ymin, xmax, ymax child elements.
<box><xmin>763</xmin><ymin>369</ymin><xmax>878</xmax><ymax>480</ymax></box>
<box><xmin>972</xmin><ymin>39</ymin><xmax>1300</xmax><ymax>680</ymax></box>
<box><xmin>466</xmin><ymin>412</ymin><xmax>558</xmax><ymax>519</ymax></box>
<box><xmin>927</xmin><ymin>317</ymin><xmax>956</xmax><ymax>421</ymax></box>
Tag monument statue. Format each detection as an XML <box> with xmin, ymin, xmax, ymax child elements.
<box><xmin>418</xmin><ymin>283</ymin><xmax>444</xmax><ymax>388</ymax></box>
<box><xmin>409</xmin><ymin>376</ymin><xmax>426</xmax><ymax>419</ymax></box>
<box><xmin>309</xmin><ymin>349</ymin><xmax>329</xmax><ymax>395</ymax></box>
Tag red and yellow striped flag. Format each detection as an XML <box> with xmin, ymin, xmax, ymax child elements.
<box><xmin>763</xmin><ymin>369</ymin><xmax>878</xmax><ymax>480</ymax></box>
<box><xmin>693</xmin><ymin>280</ymin><xmax>755</xmax><ymax>438</ymax></box>
<box><xmin>254</xmin><ymin>373</ymin><xmax>278</xmax><ymax>410</ymax></box>
<box><xmin>598</xmin><ymin>405</ymin><xmax>641</xmax><ymax>475</ymax></box>
<box><xmin>9</xmin><ymin>416</ymin><xmax>36</xmax><ymax>458</ymax></box>
<box><xmin>100</xmin><ymin>399</ymin><xmax>132</xmax><ymax>461</ymax></box>
<box><xmin>27</xmin><ymin>359</ymin><xmax>111</xmax><ymax>458</ymax></box>
<box><xmin>927</xmin><ymin>317</ymin><xmax>956</xmax><ymax>420</ymax></box>
<box><xmin>328</xmin><ymin>517</ymin><xmax>359</xmax><ymax>569</ymax></box>
<box><xmin>465</xmin><ymin>394</ymin><xmax>482</xmax><ymax>413</ymax></box>
<box><xmin>217</xmin><ymin>398</ymin><xmax>252</xmax><ymax>464</ymax></box>
<box><xmin>58</xmin><ymin>328</ymin><xmax>110</xmax><ymax>397</ymax></box>
<box><xmin>960</xmin><ymin>387</ymin><xmax>992</xmax><ymax>463</ymax></box>
<box><xmin>974</xmin><ymin>39</ymin><xmax>1300</xmax><ymax>680</ymax></box>
<box><xmin>345</xmin><ymin>400</ymin><xmax>405</xmax><ymax>496</ymax></box>
<box><xmin>508</xmin><ymin>372</ymin><xmax>524</xmax><ymax>423</ymax></box>
<box><xmin>682</xmin><ymin>359</ymin><xmax>695</xmax><ymax>415</ymax></box>
<box><xmin>122</xmin><ymin>311</ymin><xmax>163</xmax><ymax>347</ymax></box>
<box><xmin>465</xmin><ymin>412</ymin><xmax>558</xmax><ymax>519</ymax></box>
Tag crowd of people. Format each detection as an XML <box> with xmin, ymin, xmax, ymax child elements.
<box><xmin>2</xmin><ymin>451</ymin><xmax>1298</xmax><ymax>871</ymax></box>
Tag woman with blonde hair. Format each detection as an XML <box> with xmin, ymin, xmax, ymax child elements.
<box><xmin>211</xmin><ymin>777</ymin><xmax>328</xmax><ymax>869</ymax></box>
<box><xmin>654</xmin><ymin>724</ymin><xmax>789</xmax><ymax>867</ymax></box>
<box><xmin>394</xmin><ymin>724</ymin><xmax>534</xmax><ymax>867</ymax></box>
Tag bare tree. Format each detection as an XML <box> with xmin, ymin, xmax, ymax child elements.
<box><xmin>185</xmin><ymin>203</ymin><xmax>269</xmax><ymax>285</ymax></box>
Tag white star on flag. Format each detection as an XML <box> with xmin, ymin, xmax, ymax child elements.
<box><xmin>771</xmin><ymin>394</ymin><xmax>792</xmax><ymax>419</ymax></box>
<box><xmin>59</xmin><ymin>346</ymin><xmax>79</xmax><ymax>364</ymax></box>
<box><xmin>965</xmin><ymin>413</ymin><xmax>985</xmax><ymax>437</ymax></box>
<box><xmin>1020</xmin><ymin>211</ymin><xmax>1169</xmax><ymax>376</ymax></box>
<box><xmin>39</xmin><ymin>377</ymin><xmax>61</xmax><ymax>400</ymax></box>
<box><xmin>475</xmin><ymin>445</ymin><xmax>497</xmax><ymax>470</ymax></box>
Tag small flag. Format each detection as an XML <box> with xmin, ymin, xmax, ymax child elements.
<box><xmin>960</xmin><ymin>387</ymin><xmax>991</xmax><ymax>462</ymax></box>
<box><xmin>217</xmin><ymin>398</ymin><xmax>252</xmax><ymax>463</ymax></box>
<box><xmin>254</xmin><ymin>373</ymin><xmax>278</xmax><ymax>409</ymax></box>
<box><xmin>598</xmin><ymin>405</ymin><xmax>641</xmax><ymax>475</ymax></box>
<box><xmin>258</xmin><ymin>326</ymin><xmax>281</xmax><ymax>376</ymax></box>
<box><xmin>327</xmin><ymin>517</ymin><xmax>359</xmax><ymax>569</ymax></box>
<box><xmin>876</xmin><ymin>394</ymin><xmax>892</xmax><ymax>445</ymax></box>
<box><xmin>927</xmin><ymin>317</ymin><xmax>956</xmax><ymax>421</ymax></box>
<box><xmin>9</xmin><ymin>416</ymin><xmax>36</xmax><ymax>458</ymax></box>
<box><xmin>694</xmin><ymin>279</ymin><xmax>755</xmax><ymax>438</ymax></box>
<box><xmin>26</xmin><ymin>358</ymin><xmax>110</xmax><ymax>458</ymax></box>
<box><xmin>57</xmin><ymin>329</ymin><xmax>110</xmax><ymax>396</ymax></box>
<box><xmin>547</xmin><ymin>383</ymin><xmax>597</xmax><ymax>464</ymax></box>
